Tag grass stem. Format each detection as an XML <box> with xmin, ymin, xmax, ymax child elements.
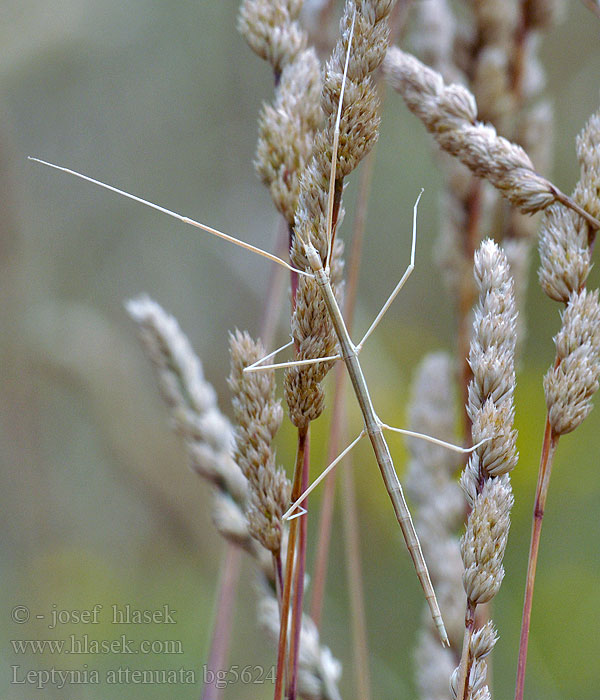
<box><xmin>514</xmin><ymin>419</ymin><xmax>558</xmax><ymax>700</ymax></box>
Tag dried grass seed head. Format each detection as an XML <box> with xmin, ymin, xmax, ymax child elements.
<box><xmin>468</xmin><ymin>241</ymin><xmax>517</xmax><ymax>410</ymax></box>
<box><xmin>468</xmin><ymin>400</ymin><xmax>519</xmax><ymax>482</ymax></box>
<box><xmin>212</xmin><ymin>491</ymin><xmax>255</xmax><ymax>551</ymax></box>
<box><xmin>258</xmin><ymin>595</ymin><xmax>342</xmax><ymax>700</ymax></box>
<box><xmin>126</xmin><ymin>296</ymin><xmax>247</xmax><ymax>504</ymax></box>
<box><xmin>292</xmin><ymin>0</ymin><xmax>395</xmax><ymax>267</ymax></box>
<box><xmin>544</xmin><ymin>288</ymin><xmax>600</xmax><ymax>435</ymax></box>
<box><xmin>285</xmin><ymin>269</ymin><xmax>342</xmax><ymax>430</ymax></box>
<box><xmin>462</xmin><ymin>240</ymin><xmax>518</xmax><ymax>497</ymax></box>
<box><xmin>555</xmin><ymin>288</ymin><xmax>600</xmax><ymax>357</ymax></box>
<box><xmin>238</xmin><ymin>0</ymin><xmax>306</xmax><ymax>76</ymax></box>
<box><xmin>449</xmin><ymin>621</ymin><xmax>498</xmax><ymax>699</ymax></box>
<box><xmin>127</xmin><ymin>298</ymin><xmax>287</xmax><ymax>581</ymax></box>
<box><xmin>228</xmin><ymin>329</ymin><xmax>291</xmax><ymax>553</ymax></box>
<box><xmin>461</xmin><ymin>476</ymin><xmax>513</xmax><ymax>605</ymax></box>
<box><xmin>538</xmin><ymin>203</ymin><xmax>591</xmax><ymax>303</ymax></box>
<box><xmin>574</xmin><ymin>108</ymin><xmax>600</xmax><ymax>224</ymax></box>
<box><xmin>470</xmin><ymin>620</ymin><xmax>498</xmax><ymax>661</ymax></box>
<box><xmin>384</xmin><ymin>47</ymin><xmax>556</xmax><ymax>214</ymax></box>
<box><xmin>256</xmin><ymin>47</ymin><xmax>323</xmax><ymax>225</ymax></box>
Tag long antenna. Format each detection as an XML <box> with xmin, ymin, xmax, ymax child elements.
<box><xmin>28</xmin><ymin>157</ymin><xmax>311</xmax><ymax>277</ymax></box>
<box><xmin>325</xmin><ymin>10</ymin><xmax>356</xmax><ymax>272</ymax></box>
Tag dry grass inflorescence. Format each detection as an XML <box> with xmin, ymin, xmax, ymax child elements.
<box><xmin>36</xmin><ymin>1</ymin><xmax>599</xmax><ymax>699</ymax></box>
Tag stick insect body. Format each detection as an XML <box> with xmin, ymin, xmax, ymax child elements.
<box><xmin>29</xmin><ymin>14</ymin><xmax>483</xmax><ymax>648</ymax></box>
<box><xmin>28</xmin><ymin>152</ymin><xmax>480</xmax><ymax>647</ymax></box>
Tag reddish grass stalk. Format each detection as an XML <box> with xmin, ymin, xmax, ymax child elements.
<box><xmin>310</xmin><ymin>377</ymin><xmax>345</xmax><ymax>629</ymax></box>
<box><xmin>287</xmin><ymin>432</ymin><xmax>311</xmax><ymax>700</ymax></box>
<box><xmin>273</xmin><ymin>428</ymin><xmax>308</xmax><ymax>700</ymax></box>
<box><xmin>514</xmin><ymin>418</ymin><xmax>558</xmax><ymax>700</ymax></box>
<box><xmin>201</xmin><ymin>544</ymin><xmax>242</xmax><ymax>700</ymax></box>
<box><xmin>457</xmin><ymin>178</ymin><xmax>482</xmax><ymax>439</ymax></box>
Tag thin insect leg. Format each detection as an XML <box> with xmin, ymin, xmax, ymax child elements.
<box><xmin>244</xmin><ymin>354</ymin><xmax>342</xmax><ymax>374</ymax></box>
<box><xmin>356</xmin><ymin>189</ymin><xmax>423</xmax><ymax>352</ymax></box>
<box><xmin>325</xmin><ymin>10</ymin><xmax>356</xmax><ymax>273</ymax></box>
<box><xmin>282</xmin><ymin>429</ymin><xmax>366</xmax><ymax>521</ymax></box>
<box><xmin>28</xmin><ymin>157</ymin><xmax>312</xmax><ymax>278</ymax></box>
<box><xmin>380</xmin><ymin>423</ymin><xmax>489</xmax><ymax>454</ymax></box>
<box><xmin>243</xmin><ymin>339</ymin><xmax>295</xmax><ymax>372</ymax></box>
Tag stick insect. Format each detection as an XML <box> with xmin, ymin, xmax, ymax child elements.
<box><xmin>29</xmin><ymin>15</ymin><xmax>483</xmax><ymax>647</ymax></box>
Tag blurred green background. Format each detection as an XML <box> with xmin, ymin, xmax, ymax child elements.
<box><xmin>1</xmin><ymin>1</ymin><xmax>599</xmax><ymax>699</ymax></box>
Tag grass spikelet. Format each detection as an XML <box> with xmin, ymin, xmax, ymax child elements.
<box><xmin>228</xmin><ymin>329</ymin><xmax>291</xmax><ymax>555</ymax></box>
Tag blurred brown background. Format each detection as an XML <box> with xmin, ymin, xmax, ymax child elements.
<box><xmin>1</xmin><ymin>2</ymin><xmax>599</xmax><ymax>699</ymax></box>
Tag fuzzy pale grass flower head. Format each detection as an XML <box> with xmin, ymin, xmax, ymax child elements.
<box><xmin>126</xmin><ymin>295</ymin><xmax>247</xmax><ymax>505</ymax></box>
<box><xmin>462</xmin><ymin>240</ymin><xmax>518</xmax><ymax>502</ymax></box>
<box><xmin>126</xmin><ymin>298</ymin><xmax>274</xmax><ymax>573</ymax></box>
<box><xmin>453</xmin><ymin>240</ymin><xmax>518</xmax><ymax>698</ymax></box>
<box><xmin>128</xmin><ymin>300</ymin><xmax>340</xmax><ymax>696</ymax></box>
<box><xmin>461</xmin><ymin>476</ymin><xmax>513</xmax><ymax>605</ymax></box>
<box><xmin>544</xmin><ymin>289</ymin><xmax>600</xmax><ymax>435</ymax></box>
<box><xmin>450</xmin><ymin>622</ymin><xmax>498</xmax><ymax>700</ymax></box>
<box><xmin>255</xmin><ymin>47</ymin><xmax>322</xmax><ymax>225</ymax></box>
<box><xmin>538</xmin><ymin>108</ymin><xmax>600</xmax><ymax>435</ymax></box>
<box><xmin>285</xmin><ymin>274</ymin><xmax>341</xmax><ymax>430</ymax></box>
<box><xmin>459</xmin><ymin>240</ymin><xmax>518</xmax><ymax>609</ymax></box>
<box><xmin>538</xmin><ymin>204</ymin><xmax>591</xmax><ymax>303</ymax></box>
<box><xmin>244</xmin><ymin>0</ymin><xmax>323</xmax><ymax>227</ymax></box>
<box><xmin>292</xmin><ymin>0</ymin><xmax>397</xmax><ymax>268</ymax></box>
<box><xmin>228</xmin><ymin>329</ymin><xmax>291</xmax><ymax>554</ymax></box>
<box><xmin>574</xmin><ymin>109</ymin><xmax>600</xmax><ymax>224</ymax></box>
<box><xmin>238</xmin><ymin>0</ymin><xmax>306</xmax><ymax>76</ymax></box>
<box><xmin>384</xmin><ymin>47</ymin><xmax>556</xmax><ymax>214</ymax></box>
<box><xmin>258</xmin><ymin>596</ymin><xmax>342</xmax><ymax>700</ymax></box>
